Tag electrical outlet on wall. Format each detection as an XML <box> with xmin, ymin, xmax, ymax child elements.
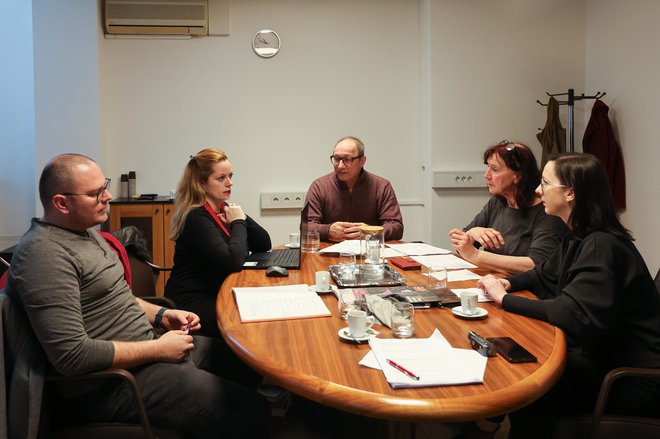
<box><xmin>260</xmin><ymin>192</ymin><xmax>306</xmax><ymax>209</ymax></box>
<box><xmin>432</xmin><ymin>172</ymin><xmax>485</xmax><ymax>188</ymax></box>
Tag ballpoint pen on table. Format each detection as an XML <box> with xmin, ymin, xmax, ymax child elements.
<box><xmin>386</xmin><ymin>359</ymin><xmax>420</xmax><ymax>380</ymax></box>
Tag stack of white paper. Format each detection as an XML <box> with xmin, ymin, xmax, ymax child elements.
<box><xmin>447</xmin><ymin>269</ymin><xmax>483</xmax><ymax>282</ymax></box>
<box><xmin>233</xmin><ymin>284</ymin><xmax>331</xmax><ymax>323</ymax></box>
<box><xmin>365</xmin><ymin>329</ymin><xmax>487</xmax><ymax>388</ymax></box>
<box><xmin>385</xmin><ymin>243</ymin><xmax>452</xmax><ymax>256</ymax></box>
<box><xmin>411</xmin><ymin>254</ymin><xmax>478</xmax><ymax>269</ymax></box>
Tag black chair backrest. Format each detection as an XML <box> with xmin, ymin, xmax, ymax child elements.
<box><xmin>1</xmin><ymin>291</ymin><xmax>45</xmax><ymax>439</ymax></box>
<box><xmin>655</xmin><ymin>268</ymin><xmax>660</xmax><ymax>296</ymax></box>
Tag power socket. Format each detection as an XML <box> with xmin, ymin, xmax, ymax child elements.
<box><xmin>260</xmin><ymin>192</ymin><xmax>306</xmax><ymax>209</ymax></box>
<box><xmin>433</xmin><ymin>172</ymin><xmax>485</xmax><ymax>188</ymax></box>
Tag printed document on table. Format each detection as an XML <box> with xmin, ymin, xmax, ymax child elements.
<box><xmin>447</xmin><ymin>269</ymin><xmax>482</xmax><ymax>282</ymax></box>
<box><xmin>233</xmin><ymin>284</ymin><xmax>331</xmax><ymax>323</ymax></box>
<box><xmin>319</xmin><ymin>240</ymin><xmax>362</xmax><ymax>254</ymax></box>
<box><xmin>412</xmin><ymin>254</ymin><xmax>478</xmax><ymax>269</ymax></box>
<box><xmin>385</xmin><ymin>243</ymin><xmax>452</xmax><ymax>256</ymax></box>
<box><xmin>367</xmin><ymin>329</ymin><xmax>487</xmax><ymax>388</ymax></box>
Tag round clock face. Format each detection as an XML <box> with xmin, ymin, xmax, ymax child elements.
<box><xmin>253</xmin><ymin>29</ymin><xmax>280</xmax><ymax>58</ymax></box>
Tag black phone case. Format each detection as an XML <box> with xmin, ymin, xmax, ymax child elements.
<box><xmin>486</xmin><ymin>337</ymin><xmax>537</xmax><ymax>363</ymax></box>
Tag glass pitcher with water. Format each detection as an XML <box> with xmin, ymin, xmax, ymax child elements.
<box><xmin>360</xmin><ymin>225</ymin><xmax>385</xmax><ymax>277</ymax></box>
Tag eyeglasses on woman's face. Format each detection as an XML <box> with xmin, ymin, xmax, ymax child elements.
<box><xmin>63</xmin><ymin>178</ymin><xmax>111</xmax><ymax>203</ymax></box>
<box><xmin>538</xmin><ymin>180</ymin><xmax>568</xmax><ymax>193</ymax></box>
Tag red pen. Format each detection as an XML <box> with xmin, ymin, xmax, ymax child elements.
<box><xmin>386</xmin><ymin>359</ymin><xmax>420</xmax><ymax>380</ymax></box>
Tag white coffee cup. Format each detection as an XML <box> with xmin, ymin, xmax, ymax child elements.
<box><xmin>347</xmin><ymin>309</ymin><xmax>375</xmax><ymax>337</ymax></box>
<box><xmin>315</xmin><ymin>271</ymin><xmax>330</xmax><ymax>292</ymax></box>
<box><xmin>288</xmin><ymin>232</ymin><xmax>300</xmax><ymax>247</ymax></box>
<box><xmin>461</xmin><ymin>291</ymin><xmax>479</xmax><ymax>316</ymax></box>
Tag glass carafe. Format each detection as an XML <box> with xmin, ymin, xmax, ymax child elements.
<box><xmin>360</xmin><ymin>225</ymin><xmax>385</xmax><ymax>277</ymax></box>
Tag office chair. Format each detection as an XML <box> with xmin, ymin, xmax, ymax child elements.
<box><xmin>0</xmin><ymin>257</ymin><xmax>9</xmax><ymax>290</ymax></box>
<box><xmin>552</xmin><ymin>268</ymin><xmax>660</xmax><ymax>439</ymax></box>
<box><xmin>552</xmin><ymin>367</ymin><xmax>660</xmax><ymax>439</ymax></box>
<box><xmin>105</xmin><ymin>226</ymin><xmax>172</xmax><ymax>298</ymax></box>
<box><xmin>1</xmin><ymin>291</ymin><xmax>185</xmax><ymax>439</ymax></box>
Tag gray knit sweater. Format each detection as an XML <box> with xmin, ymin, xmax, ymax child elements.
<box><xmin>7</xmin><ymin>219</ymin><xmax>155</xmax><ymax>377</ymax></box>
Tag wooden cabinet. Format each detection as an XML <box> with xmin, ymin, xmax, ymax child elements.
<box><xmin>109</xmin><ymin>197</ymin><xmax>175</xmax><ymax>296</ymax></box>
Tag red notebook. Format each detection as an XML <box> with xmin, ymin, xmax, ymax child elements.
<box><xmin>389</xmin><ymin>257</ymin><xmax>422</xmax><ymax>270</ymax></box>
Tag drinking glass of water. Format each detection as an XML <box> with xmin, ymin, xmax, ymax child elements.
<box><xmin>391</xmin><ymin>302</ymin><xmax>415</xmax><ymax>338</ymax></box>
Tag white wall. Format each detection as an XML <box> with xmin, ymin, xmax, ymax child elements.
<box><xmin>6</xmin><ymin>0</ymin><xmax>658</xmax><ymax>275</ymax></box>
<box><xmin>100</xmin><ymin>0</ymin><xmax>423</xmax><ymax>245</ymax></box>
<box><xmin>0</xmin><ymin>0</ymin><xmax>35</xmax><ymax>247</ymax></box>
<box><xmin>33</xmin><ymin>0</ymin><xmax>102</xmax><ymax>215</ymax></box>
<box><xmin>428</xmin><ymin>0</ymin><xmax>587</xmax><ymax>250</ymax></box>
<box><xmin>585</xmin><ymin>0</ymin><xmax>660</xmax><ymax>274</ymax></box>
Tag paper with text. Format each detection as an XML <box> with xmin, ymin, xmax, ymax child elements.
<box><xmin>411</xmin><ymin>254</ymin><xmax>478</xmax><ymax>269</ymax></box>
<box><xmin>367</xmin><ymin>329</ymin><xmax>487</xmax><ymax>388</ymax></box>
<box><xmin>447</xmin><ymin>269</ymin><xmax>483</xmax><ymax>281</ymax></box>
<box><xmin>385</xmin><ymin>243</ymin><xmax>452</xmax><ymax>256</ymax></box>
<box><xmin>233</xmin><ymin>284</ymin><xmax>331</xmax><ymax>323</ymax></box>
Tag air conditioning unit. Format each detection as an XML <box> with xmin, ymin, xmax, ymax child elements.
<box><xmin>104</xmin><ymin>0</ymin><xmax>208</xmax><ymax>37</ymax></box>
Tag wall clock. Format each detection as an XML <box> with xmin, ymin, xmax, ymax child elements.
<box><xmin>252</xmin><ymin>29</ymin><xmax>280</xmax><ymax>58</ymax></box>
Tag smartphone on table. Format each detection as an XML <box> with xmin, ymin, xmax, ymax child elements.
<box><xmin>486</xmin><ymin>337</ymin><xmax>537</xmax><ymax>363</ymax></box>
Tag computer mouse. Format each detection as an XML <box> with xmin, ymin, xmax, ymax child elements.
<box><xmin>266</xmin><ymin>265</ymin><xmax>289</xmax><ymax>277</ymax></box>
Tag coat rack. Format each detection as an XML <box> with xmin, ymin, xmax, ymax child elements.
<box><xmin>537</xmin><ymin>88</ymin><xmax>606</xmax><ymax>152</ymax></box>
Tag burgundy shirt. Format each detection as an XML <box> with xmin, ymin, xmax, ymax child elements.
<box><xmin>304</xmin><ymin>170</ymin><xmax>404</xmax><ymax>241</ymax></box>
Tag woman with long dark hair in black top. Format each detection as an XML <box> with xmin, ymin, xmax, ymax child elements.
<box><xmin>478</xmin><ymin>153</ymin><xmax>660</xmax><ymax>438</ymax></box>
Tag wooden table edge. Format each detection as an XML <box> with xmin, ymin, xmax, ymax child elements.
<box><xmin>218</xmin><ymin>298</ymin><xmax>567</xmax><ymax>422</ymax></box>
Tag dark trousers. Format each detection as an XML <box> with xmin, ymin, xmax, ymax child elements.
<box><xmin>168</xmin><ymin>291</ymin><xmax>222</xmax><ymax>339</ymax></box>
<box><xmin>74</xmin><ymin>335</ymin><xmax>268</xmax><ymax>438</ymax></box>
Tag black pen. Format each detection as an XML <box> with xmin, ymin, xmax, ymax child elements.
<box><xmin>386</xmin><ymin>359</ymin><xmax>420</xmax><ymax>380</ymax></box>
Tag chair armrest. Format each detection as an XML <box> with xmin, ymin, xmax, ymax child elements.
<box><xmin>144</xmin><ymin>260</ymin><xmax>173</xmax><ymax>272</ymax></box>
<box><xmin>591</xmin><ymin>367</ymin><xmax>660</xmax><ymax>437</ymax></box>
<box><xmin>46</xmin><ymin>369</ymin><xmax>156</xmax><ymax>439</ymax></box>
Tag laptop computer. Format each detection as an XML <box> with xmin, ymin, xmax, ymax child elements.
<box><xmin>242</xmin><ymin>202</ymin><xmax>307</xmax><ymax>270</ymax></box>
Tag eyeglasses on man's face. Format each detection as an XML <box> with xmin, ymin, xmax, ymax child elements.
<box><xmin>63</xmin><ymin>178</ymin><xmax>111</xmax><ymax>203</ymax></box>
<box><xmin>330</xmin><ymin>155</ymin><xmax>363</xmax><ymax>166</ymax></box>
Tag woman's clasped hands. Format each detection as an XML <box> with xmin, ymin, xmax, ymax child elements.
<box><xmin>476</xmin><ymin>274</ymin><xmax>510</xmax><ymax>306</ymax></box>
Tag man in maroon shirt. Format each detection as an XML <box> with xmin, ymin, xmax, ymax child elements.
<box><xmin>304</xmin><ymin>136</ymin><xmax>404</xmax><ymax>242</ymax></box>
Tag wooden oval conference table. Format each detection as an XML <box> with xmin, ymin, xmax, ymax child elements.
<box><xmin>216</xmin><ymin>246</ymin><xmax>566</xmax><ymax>423</ymax></box>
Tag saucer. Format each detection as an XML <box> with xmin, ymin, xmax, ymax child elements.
<box><xmin>311</xmin><ymin>285</ymin><xmax>335</xmax><ymax>295</ymax></box>
<box><xmin>285</xmin><ymin>243</ymin><xmax>300</xmax><ymax>248</ymax></box>
<box><xmin>338</xmin><ymin>327</ymin><xmax>380</xmax><ymax>344</ymax></box>
<box><xmin>451</xmin><ymin>306</ymin><xmax>488</xmax><ymax>319</ymax></box>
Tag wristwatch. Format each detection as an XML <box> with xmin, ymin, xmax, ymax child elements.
<box><xmin>155</xmin><ymin>307</ymin><xmax>168</xmax><ymax>329</ymax></box>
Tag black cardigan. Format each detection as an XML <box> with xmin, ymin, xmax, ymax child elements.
<box><xmin>504</xmin><ymin>231</ymin><xmax>660</xmax><ymax>371</ymax></box>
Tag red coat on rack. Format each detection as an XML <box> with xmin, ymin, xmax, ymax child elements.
<box><xmin>583</xmin><ymin>99</ymin><xmax>626</xmax><ymax>209</ymax></box>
